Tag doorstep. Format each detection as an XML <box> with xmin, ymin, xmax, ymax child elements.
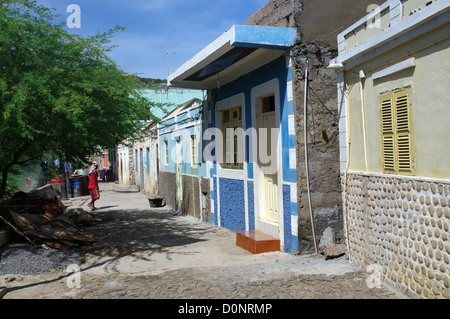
<box><xmin>236</xmin><ymin>230</ymin><xmax>280</xmax><ymax>254</ymax></box>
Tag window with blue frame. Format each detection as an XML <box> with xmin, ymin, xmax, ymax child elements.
<box><xmin>146</xmin><ymin>147</ymin><xmax>150</xmax><ymax>173</ymax></box>
<box><xmin>164</xmin><ymin>140</ymin><xmax>169</xmax><ymax>167</ymax></box>
<box><xmin>221</xmin><ymin>105</ymin><xmax>243</xmax><ymax>169</ymax></box>
<box><xmin>190</xmin><ymin>135</ymin><xmax>198</xmax><ymax>169</ymax></box>
<box><xmin>135</xmin><ymin>149</ymin><xmax>138</xmax><ymax>171</ymax></box>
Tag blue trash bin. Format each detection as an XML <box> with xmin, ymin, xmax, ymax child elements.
<box><xmin>69</xmin><ymin>179</ymin><xmax>75</xmax><ymax>197</ymax></box>
<box><xmin>73</xmin><ymin>178</ymin><xmax>82</xmax><ymax>197</ymax></box>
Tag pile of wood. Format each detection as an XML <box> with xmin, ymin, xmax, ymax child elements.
<box><xmin>0</xmin><ymin>184</ymin><xmax>98</xmax><ymax>251</ymax></box>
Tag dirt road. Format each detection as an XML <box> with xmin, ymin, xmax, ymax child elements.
<box><xmin>0</xmin><ymin>181</ymin><xmax>405</xmax><ymax>300</ymax></box>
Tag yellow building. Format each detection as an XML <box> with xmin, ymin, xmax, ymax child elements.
<box><xmin>333</xmin><ymin>0</ymin><xmax>449</xmax><ymax>298</ymax></box>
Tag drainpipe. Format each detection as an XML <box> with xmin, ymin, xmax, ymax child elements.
<box><xmin>359</xmin><ymin>70</ymin><xmax>368</xmax><ymax>171</ymax></box>
<box><xmin>343</xmin><ymin>135</ymin><xmax>352</xmax><ymax>262</ymax></box>
<box><xmin>303</xmin><ymin>59</ymin><xmax>318</xmax><ymax>254</ymax></box>
<box><xmin>341</xmin><ymin>72</ymin><xmax>352</xmax><ymax>262</ymax></box>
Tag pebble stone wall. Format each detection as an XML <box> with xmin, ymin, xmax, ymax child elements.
<box><xmin>341</xmin><ymin>172</ymin><xmax>450</xmax><ymax>299</ymax></box>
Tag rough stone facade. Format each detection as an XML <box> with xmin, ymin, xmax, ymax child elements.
<box><xmin>247</xmin><ymin>0</ymin><xmax>389</xmax><ymax>254</ymax></box>
<box><xmin>200</xmin><ymin>177</ymin><xmax>212</xmax><ymax>223</ymax></box>
<box><xmin>342</xmin><ymin>172</ymin><xmax>450</xmax><ymax>299</ymax></box>
<box><xmin>181</xmin><ymin>174</ymin><xmax>200</xmax><ymax>218</ymax></box>
<box><xmin>247</xmin><ymin>0</ymin><xmax>301</xmax><ymax>28</ymax></box>
<box><xmin>158</xmin><ymin>173</ymin><xmax>211</xmax><ymax>223</ymax></box>
<box><xmin>158</xmin><ymin>171</ymin><xmax>176</xmax><ymax>209</ymax></box>
<box><xmin>181</xmin><ymin>175</ymin><xmax>212</xmax><ymax>223</ymax></box>
<box><xmin>291</xmin><ymin>43</ymin><xmax>342</xmax><ymax>253</ymax></box>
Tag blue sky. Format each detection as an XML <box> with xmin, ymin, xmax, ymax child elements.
<box><xmin>37</xmin><ymin>0</ymin><xmax>269</xmax><ymax>80</ymax></box>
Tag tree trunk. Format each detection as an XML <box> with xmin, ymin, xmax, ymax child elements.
<box><xmin>0</xmin><ymin>164</ymin><xmax>12</xmax><ymax>200</ymax></box>
<box><xmin>61</xmin><ymin>158</ymin><xmax>69</xmax><ymax>200</ymax></box>
<box><xmin>0</xmin><ymin>144</ymin><xmax>31</xmax><ymax>200</ymax></box>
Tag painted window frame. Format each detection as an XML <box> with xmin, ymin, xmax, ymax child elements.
<box><xmin>135</xmin><ymin>149</ymin><xmax>138</xmax><ymax>171</ymax></box>
<box><xmin>146</xmin><ymin>147</ymin><xmax>151</xmax><ymax>173</ymax></box>
<box><xmin>190</xmin><ymin>134</ymin><xmax>198</xmax><ymax>169</ymax></box>
<box><xmin>221</xmin><ymin>105</ymin><xmax>243</xmax><ymax>170</ymax></box>
<box><xmin>164</xmin><ymin>139</ymin><xmax>169</xmax><ymax>167</ymax></box>
<box><xmin>380</xmin><ymin>87</ymin><xmax>415</xmax><ymax>175</ymax></box>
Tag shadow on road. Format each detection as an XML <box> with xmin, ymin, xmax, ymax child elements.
<box><xmin>1</xmin><ymin>183</ymin><xmax>218</xmax><ymax>296</ymax></box>
<box><xmin>79</xmin><ymin>206</ymin><xmax>212</xmax><ymax>270</ymax></box>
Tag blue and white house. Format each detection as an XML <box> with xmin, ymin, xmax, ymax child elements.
<box><xmin>167</xmin><ymin>25</ymin><xmax>298</xmax><ymax>253</ymax></box>
<box><xmin>157</xmin><ymin>98</ymin><xmax>209</xmax><ymax>220</ymax></box>
<box><xmin>117</xmin><ymin>86</ymin><xmax>203</xmax><ymax>193</ymax></box>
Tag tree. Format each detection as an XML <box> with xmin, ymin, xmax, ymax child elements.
<box><xmin>0</xmin><ymin>0</ymin><xmax>161</xmax><ymax>199</ymax></box>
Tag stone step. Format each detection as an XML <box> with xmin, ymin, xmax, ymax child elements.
<box><xmin>236</xmin><ymin>230</ymin><xmax>280</xmax><ymax>254</ymax></box>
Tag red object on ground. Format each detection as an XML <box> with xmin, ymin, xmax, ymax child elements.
<box><xmin>41</xmin><ymin>200</ymin><xmax>64</xmax><ymax>220</ymax></box>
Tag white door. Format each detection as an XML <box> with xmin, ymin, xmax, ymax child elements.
<box><xmin>259</xmin><ymin>111</ymin><xmax>279</xmax><ymax>224</ymax></box>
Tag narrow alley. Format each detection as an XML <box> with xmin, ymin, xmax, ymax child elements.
<box><xmin>1</xmin><ymin>181</ymin><xmax>403</xmax><ymax>300</ymax></box>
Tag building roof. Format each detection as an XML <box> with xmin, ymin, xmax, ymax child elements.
<box><xmin>140</xmin><ymin>87</ymin><xmax>204</xmax><ymax>120</ymax></box>
<box><xmin>333</xmin><ymin>0</ymin><xmax>450</xmax><ymax>69</ymax></box>
<box><xmin>168</xmin><ymin>25</ymin><xmax>296</xmax><ymax>90</ymax></box>
<box><xmin>162</xmin><ymin>98</ymin><xmax>203</xmax><ymax>120</ymax></box>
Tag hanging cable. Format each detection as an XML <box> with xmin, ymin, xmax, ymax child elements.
<box><xmin>304</xmin><ymin>59</ymin><xmax>318</xmax><ymax>254</ymax></box>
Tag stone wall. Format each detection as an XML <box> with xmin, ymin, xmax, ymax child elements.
<box><xmin>159</xmin><ymin>171</ymin><xmax>211</xmax><ymax>223</ymax></box>
<box><xmin>128</xmin><ymin>146</ymin><xmax>135</xmax><ymax>186</ymax></box>
<box><xmin>200</xmin><ymin>177</ymin><xmax>212</xmax><ymax>223</ymax></box>
<box><xmin>247</xmin><ymin>0</ymin><xmax>386</xmax><ymax>49</ymax></box>
<box><xmin>181</xmin><ymin>174</ymin><xmax>212</xmax><ymax>223</ymax></box>
<box><xmin>247</xmin><ymin>0</ymin><xmax>301</xmax><ymax>28</ymax></box>
<box><xmin>158</xmin><ymin>171</ymin><xmax>176</xmax><ymax>209</ymax></box>
<box><xmin>298</xmin><ymin>0</ymin><xmax>386</xmax><ymax>49</ymax></box>
<box><xmin>247</xmin><ymin>0</ymin><xmax>342</xmax><ymax>254</ymax></box>
<box><xmin>291</xmin><ymin>43</ymin><xmax>341</xmax><ymax>253</ymax></box>
<box><xmin>247</xmin><ymin>0</ymin><xmax>385</xmax><ymax>254</ymax></box>
<box><xmin>342</xmin><ymin>172</ymin><xmax>450</xmax><ymax>299</ymax></box>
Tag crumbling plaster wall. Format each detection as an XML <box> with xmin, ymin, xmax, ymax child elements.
<box><xmin>132</xmin><ymin>127</ymin><xmax>159</xmax><ymax>196</ymax></box>
<box><xmin>158</xmin><ymin>171</ymin><xmax>177</xmax><ymax>209</ymax></box>
<box><xmin>247</xmin><ymin>0</ymin><xmax>385</xmax><ymax>253</ymax></box>
<box><xmin>127</xmin><ymin>146</ymin><xmax>135</xmax><ymax>186</ymax></box>
<box><xmin>181</xmin><ymin>174</ymin><xmax>212</xmax><ymax>223</ymax></box>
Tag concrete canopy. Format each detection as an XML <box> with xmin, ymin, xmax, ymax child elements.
<box><xmin>167</xmin><ymin>25</ymin><xmax>297</xmax><ymax>90</ymax></box>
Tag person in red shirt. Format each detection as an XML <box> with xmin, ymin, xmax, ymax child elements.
<box><xmin>87</xmin><ymin>161</ymin><xmax>100</xmax><ymax>210</ymax></box>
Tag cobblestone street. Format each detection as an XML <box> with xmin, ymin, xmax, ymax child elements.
<box><xmin>70</xmin><ymin>262</ymin><xmax>400</xmax><ymax>299</ymax></box>
<box><xmin>1</xmin><ymin>182</ymin><xmax>405</xmax><ymax>300</ymax></box>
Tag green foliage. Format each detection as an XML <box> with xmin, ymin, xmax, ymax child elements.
<box><xmin>0</xmin><ymin>0</ymin><xmax>161</xmax><ymax>198</ymax></box>
<box><xmin>2</xmin><ymin>164</ymin><xmax>25</xmax><ymax>198</ymax></box>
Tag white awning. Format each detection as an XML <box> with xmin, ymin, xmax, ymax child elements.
<box><xmin>168</xmin><ymin>25</ymin><xmax>296</xmax><ymax>90</ymax></box>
